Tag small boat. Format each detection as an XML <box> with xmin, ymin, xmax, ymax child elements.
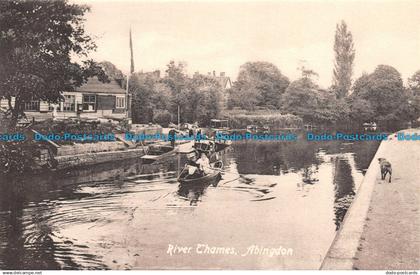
<box><xmin>210</xmin><ymin>119</ymin><xmax>230</xmax><ymax>133</ymax></box>
<box><xmin>214</xmin><ymin>139</ymin><xmax>231</xmax><ymax>152</ymax></box>
<box><xmin>193</xmin><ymin>139</ymin><xmax>230</xmax><ymax>153</ymax></box>
<box><xmin>245</xmin><ymin>125</ymin><xmax>270</xmax><ymax>135</ymax></box>
<box><xmin>363</xmin><ymin>122</ymin><xmax>377</xmax><ymax>131</ymax></box>
<box><xmin>178</xmin><ymin>161</ymin><xmax>223</xmax><ymax>186</ymax></box>
<box><xmin>141</xmin><ymin>145</ymin><xmax>178</xmax><ymax>163</ymax></box>
<box><xmin>193</xmin><ymin>139</ymin><xmax>214</xmax><ymax>154</ymax></box>
<box><xmin>178</xmin><ymin>170</ymin><xmax>221</xmax><ymax>186</ymax></box>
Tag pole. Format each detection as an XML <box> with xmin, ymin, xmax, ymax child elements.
<box><xmin>177</xmin><ymin>104</ymin><xmax>180</xmax><ymax>129</ymax></box>
<box><xmin>126</xmin><ymin>74</ymin><xmax>129</xmax><ymax>119</ymax></box>
<box><xmin>127</xmin><ymin>27</ymin><xmax>134</xmax><ymax>120</ymax></box>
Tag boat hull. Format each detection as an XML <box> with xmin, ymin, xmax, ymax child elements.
<box><xmin>178</xmin><ymin>171</ymin><xmax>221</xmax><ymax>186</ymax></box>
<box><xmin>141</xmin><ymin>146</ymin><xmax>179</xmax><ymax>163</ymax></box>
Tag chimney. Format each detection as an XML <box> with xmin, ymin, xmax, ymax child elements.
<box><xmin>220</xmin><ymin>72</ymin><xmax>225</xmax><ymax>77</ymax></box>
<box><xmin>213</xmin><ymin>70</ymin><xmax>216</xmax><ymax>77</ymax></box>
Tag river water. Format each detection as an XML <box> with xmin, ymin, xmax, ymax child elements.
<box><xmin>0</xmin><ymin>136</ymin><xmax>379</xmax><ymax>269</ymax></box>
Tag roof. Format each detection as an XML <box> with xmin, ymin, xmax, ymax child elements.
<box><xmin>75</xmin><ymin>77</ymin><xmax>126</xmax><ymax>94</ymax></box>
<box><xmin>214</xmin><ymin>76</ymin><xmax>231</xmax><ymax>89</ymax></box>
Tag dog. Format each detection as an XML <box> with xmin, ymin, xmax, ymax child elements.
<box><xmin>378</xmin><ymin>158</ymin><xmax>392</xmax><ymax>183</ymax></box>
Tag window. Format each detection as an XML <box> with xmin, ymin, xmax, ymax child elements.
<box><xmin>115</xmin><ymin>96</ymin><xmax>125</xmax><ymax>108</ymax></box>
<box><xmin>82</xmin><ymin>94</ymin><xmax>96</xmax><ymax>112</ymax></box>
<box><xmin>63</xmin><ymin>95</ymin><xmax>75</xmax><ymax>112</ymax></box>
<box><xmin>24</xmin><ymin>101</ymin><xmax>40</xmax><ymax>111</ymax></box>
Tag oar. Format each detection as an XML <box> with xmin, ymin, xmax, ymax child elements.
<box><xmin>205</xmin><ymin>165</ymin><xmax>254</xmax><ymax>182</ymax></box>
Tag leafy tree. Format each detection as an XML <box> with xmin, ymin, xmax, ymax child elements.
<box><xmin>190</xmin><ymin>74</ymin><xmax>222</xmax><ymax>125</ymax></box>
<box><xmin>408</xmin><ymin>70</ymin><xmax>420</xmax><ymax>94</ymax></box>
<box><xmin>130</xmin><ymin>72</ymin><xmax>157</xmax><ymax>123</ymax></box>
<box><xmin>163</xmin><ymin>61</ymin><xmax>190</xmax><ymax>122</ymax></box>
<box><xmin>151</xmin><ymin>82</ymin><xmax>172</xmax><ymax>111</ymax></box>
<box><xmin>282</xmin><ymin>69</ymin><xmax>347</xmax><ymax>125</ymax></box>
<box><xmin>332</xmin><ymin>20</ymin><xmax>355</xmax><ymax>99</ymax></box>
<box><xmin>228</xmin><ymin>84</ymin><xmax>259</xmax><ymax>111</ymax></box>
<box><xmin>298</xmin><ymin>65</ymin><xmax>319</xmax><ymax>80</ymax></box>
<box><xmin>130</xmin><ymin>70</ymin><xmax>173</xmax><ymax>124</ymax></box>
<box><xmin>404</xmin><ymin>70</ymin><xmax>420</xmax><ymax>122</ymax></box>
<box><xmin>347</xmin><ymin>97</ymin><xmax>375</xmax><ymax>123</ymax></box>
<box><xmin>351</xmin><ymin>73</ymin><xmax>370</xmax><ymax>98</ymax></box>
<box><xmin>350</xmin><ymin>65</ymin><xmax>410</xmax><ymax>126</ymax></box>
<box><xmin>100</xmin><ymin>61</ymin><xmax>125</xmax><ymax>83</ymax></box>
<box><xmin>313</xmin><ymin>89</ymin><xmax>349</xmax><ymax>124</ymax></box>
<box><xmin>282</xmin><ymin>77</ymin><xmax>321</xmax><ymax>123</ymax></box>
<box><xmin>0</xmin><ymin>0</ymin><xmax>106</xmax><ymax>129</ymax></box>
<box><xmin>129</xmin><ymin>61</ymin><xmax>222</xmax><ymax>125</ymax></box>
<box><xmin>229</xmin><ymin>62</ymin><xmax>289</xmax><ymax>110</ymax></box>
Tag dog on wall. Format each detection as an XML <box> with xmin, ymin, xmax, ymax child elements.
<box><xmin>378</xmin><ymin>158</ymin><xmax>392</xmax><ymax>183</ymax></box>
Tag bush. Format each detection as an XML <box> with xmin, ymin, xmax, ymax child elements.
<box><xmin>0</xmin><ymin>142</ymin><xmax>36</xmax><ymax>176</ymax></box>
<box><xmin>228</xmin><ymin>113</ymin><xmax>303</xmax><ymax>129</ymax></box>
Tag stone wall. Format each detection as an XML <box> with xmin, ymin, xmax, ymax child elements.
<box><xmin>56</xmin><ymin>141</ymin><xmax>127</xmax><ymax>156</ymax></box>
<box><xmin>55</xmin><ymin>147</ymin><xmax>148</xmax><ymax>169</ymax></box>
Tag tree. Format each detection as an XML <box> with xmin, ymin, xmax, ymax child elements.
<box><xmin>229</xmin><ymin>62</ymin><xmax>289</xmax><ymax>110</ymax></box>
<box><xmin>130</xmin><ymin>72</ymin><xmax>158</xmax><ymax>123</ymax></box>
<box><xmin>350</xmin><ymin>65</ymin><xmax>409</xmax><ymax>126</ymax></box>
<box><xmin>332</xmin><ymin>20</ymin><xmax>355</xmax><ymax>99</ymax></box>
<box><xmin>190</xmin><ymin>74</ymin><xmax>222</xmax><ymax>125</ymax></box>
<box><xmin>282</xmin><ymin>77</ymin><xmax>321</xmax><ymax>123</ymax></box>
<box><xmin>408</xmin><ymin>70</ymin><xmax>420</xmax><ymax>96</ymax></box>
<box><xmin>282</xmin><ymin>68</ymin><xmax>346</xmax><ymax>125</ymax></box>
<box><xmin>347</xmin><ymin>97</ymin><xmax>375</xmax><ymax>123</ymax></box>
<box><xmin>228</xmin><ymin>84</ymin><xmax>259</xmax><ymax>111</ymax></box>
<box><xmin>100</xmin><ymin>61</ymin><xmax>125</xmax><ymax>82</ymax></box>
<box><xmin>0</xmin><ymin>0</ymin><xmax>106</xmax><ymax>129</ymax></box>
<box><xmin>407</xmin><ymin>70</ymin><xmax>420</xmax><ymax>121</ymax></box>
<box><xmin>163</xmin><ymin>61</ymin><xmax>190</xmax><ymax>122</ymax></box>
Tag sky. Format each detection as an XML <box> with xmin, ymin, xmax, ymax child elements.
<box><xmin>73</xmin><ymin>0</ymin><xmax>420</xmax><ymax>88</ymax></box>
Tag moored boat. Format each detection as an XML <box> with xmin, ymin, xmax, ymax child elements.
<box><xmin>214</xmin><ymin>139</ymin><xmax>231</xmax><ymax>151</ymax></box>
<box><xmin>141</xmin><ymin>145</ymin><xmax>179</xmax><ymax>163</ymax></box>
<box><xmin>193</xmin><ymin>138</ymin><xmax>230</xmax><ymax>153</ymax></box>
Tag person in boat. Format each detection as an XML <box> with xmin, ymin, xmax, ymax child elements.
<box><xmin>184</xmin><ymin>154</ymin><xmax>201</xmax><ymax>179</ymax></box>
<box><xmin>196</xmin><ymin>152</ymin><xmax>212</xmax><ymax>175</ymax></box>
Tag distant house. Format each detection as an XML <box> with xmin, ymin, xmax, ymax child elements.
<box><xmin>0</xmin><ymin>77</ymin><xmax>131</xmax><ymax>121</ymax></box>
<box><xmin>196</xmin><ymin>71</ymin><xmax>232</xmax><ymax>109</ymax></box>
<box><xmin>205</xmin><ymin>71</ymin><xmax>232</xmax><ymax>90</ymax></box>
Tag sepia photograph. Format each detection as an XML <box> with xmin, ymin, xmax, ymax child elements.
<box><xmin>0</xmin><ymin>0</ymin><xmax>419</xmax><ymax>272</ymax></box>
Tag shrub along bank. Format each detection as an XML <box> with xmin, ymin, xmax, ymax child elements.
<box><xmin>224</xmin><ymin>111</ymin><xmax>303</xmax><ymax>129</ymax></box>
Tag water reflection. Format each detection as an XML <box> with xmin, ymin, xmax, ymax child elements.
<box><xmin>0</xmin><ymin>134</ymin><xmax>379</xmax><ymax>269</ymax></box>
<box><xmin>177</xmin><ymin>181</ymin><xmax>217</xmax><ymax>206</ymax></box>
<box><xmin>332</xmin><ymin>156</ymin><xmax>356</xmax><ymax>230</ymax></box>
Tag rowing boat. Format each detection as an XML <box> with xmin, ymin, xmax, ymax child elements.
<box><xmin>141</xmin><ymin>145</ymin><xmax>179</xmax><ymax>163</ymax></box>
<box><xmin>177</xmin><ymin>160</ymin><xmax>223</xmax><ymax>186</ymax></box>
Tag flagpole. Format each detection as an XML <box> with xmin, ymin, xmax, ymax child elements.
<box><xmin>126</xmin><ymin>73</ymin><xmax>129</xmax><ymax>119</ymax></box>
<box><xmin>126</xmin><ymin>27</ymin><xmax>134</xmax><ymax>120</ymax></box>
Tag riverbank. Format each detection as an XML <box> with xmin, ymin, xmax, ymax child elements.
<box><xmin>322</xmin><ymin>128</ymin><xmax>420</xmax><ymax>270</ymax></box>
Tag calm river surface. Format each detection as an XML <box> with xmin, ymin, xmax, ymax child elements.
<box><xmin>0</xmin><ymin>136</ymin><xmax>380</xmax><ymax>269</ymax></box>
